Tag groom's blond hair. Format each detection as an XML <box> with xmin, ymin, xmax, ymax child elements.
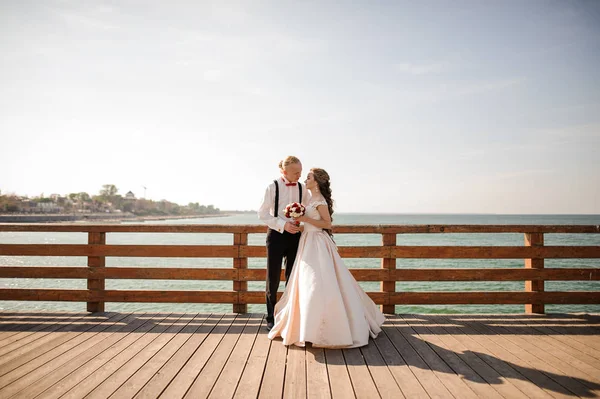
<box><xmin>278</xmin><ymin>156</ymin><xmax>301</xmax><ymax>171</ymax></box>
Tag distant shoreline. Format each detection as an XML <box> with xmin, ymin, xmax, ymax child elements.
<box><xmin>0</xmin><ymin>213</ymin><xmax>231</xmax><ymax>223</ymax></box>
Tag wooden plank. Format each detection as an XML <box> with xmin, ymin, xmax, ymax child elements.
<box><xmin>0</xmin><ymin>289</ymin><xmax>239</xmax><ymax>303</ymax></box>
<box><xmin>0</xmin><ymin>313</ymin><xmax>125</xmax><ymax>388</ymax></box>
<box><xmin>428</xmin><ymin>315</ymin><xmax>563</xmax><ymax>399</ymax></box>
<box><xmin>282</xmin><ymin>344</ymin><xmax>306</xmax><ymax>399</ymax></box>
<box><xmin>208</xmin><ymin>314</ymin><xmax>263</xmax><ymax>398</ymax></box>
<box><xmin>0</xmin><ymin>289</ymin><xmax>597</xmax><ymax>306</ymax></box>
<box><xmin>403</xmin><ymin>315</ymin><xmax>515</xmax><ymax>399</ymax></box>
<box><xmin>239</xmin><ymin>268</ymin><xmax>390</xmax><ymax>281</ymax></box>
<box><xmin>258</xmin><ymin>338</ymin><xmax>287</xmax><ymax>399</ymax></box>
<box><xmin>240</xmin><ymin>291</ymin><xmax>387</xmax><ymax>305</ymax></box>
<box><xmin>455</xmin><ymin>315</ymin><xmax>598</xmax><ymax>398</ymax></box>
<box><xmin>392</xmin><ymin>245</ymin><xmax>600</xmax><ymax>259</ymax></box>
<box><xmin>343</xmin><ymin>347</ymin><xmax>381</xmax><ymax>398</ymax></box>
<box><xmin>157</xmin><ymin>314</ymin><xmax>238</xmax><ymax>398</ymax></box>
<box><xmin>2</xmin><ymin>223</ymin><xmax>599</xmax><ymax>234</ymax></box>
<box><xmin>8</xmin><ymin>313</ymin><xmax>160</xmax><ymax>399</ymax></box>
<box><xmin>370</xmin><ymin>324</ymin><xmax>429</xmax><ymax>399</ymax></box>
<box><xmin>511</xmin><ymin>317</ymin><xmax>600</xmax><ymax>371</ymax></box>
<box><xmin>492</xmin><ymin>318</ymin><xmax>600</xmax><ymax>386</ymax></box>
<box><xmin>182</xmin><ymin>313</ymin><xmax>250</xmax><ymax>398</ymax></box>
<box><xmin>0</xmin><ymin>267</ymin><xmax>235</xmax><ymax>281</ymax></box>
<box><xmin>244</xmin><ymin>245</ymin><xmax>388</xmax><ymax>258</ymax></box>
<box><xmin>0</xmin><ymin>312</ymin><xmax>89</xmax><ymax>349</ymax></box>
<box><xmin>233</xmin><ymin>318</ymin><xmax>271</xmax><ymax>399</ymax></box>
<box><xmin>134</xmin><ymin>314</ymin><xmax>224</xmax><ymax>399</ymax></box>
<box><xmin>359</xmin><ymin>341</ymin><xmax>405</xmax><ymax>398</ymax></box>
<box><xmin>529</xmin><ymin>318</ymin><xmax>600</xmax><ymax>356</ymax></box>
<box><xmin>0</xmin><ymin>224</ymin><xmax>267</xmax><ymax>233</ymax></box>
<box><xmin>388</xmin><ymin>316</ymin><xmax>480</xmax><ymax>399</ymax></box>
<box><xmin>55</xmin><ymin>314</ymin><xmax>184</xmax><ymax>399</ymax></box>
<box><xmin>102</xmin><ymin>290</ymin><xmax>238</xmax><ymax>303</ymax></box>
<box><xmin>88</xmin><ymin>231</ymin><xmax>106</xmax><ymax>312</ymax></box>
<box><xmin>0</xmin><ymin>267</ymin><xmax>90</xmax><ymax>278</ymax></box>
<box><xmin>0</xmin><ymin>313</ymin><xmax>94</xmax><ymax>369</ymax></box>
<box><xmin>323</xmin><ymin>349</ymin><xmax>355</xmax><ymax>399</ymax></box>
<box><xmin>393</xmin><ymin>268</ymin><xmax>600</xmax><ymax>281</ymax></box>
<box><xmin>381</xmin><ymin>233</ymin><xmax>396</xmax><ymax>314</ymax></box>
<box><xmin>0</xmin><ymin>288</ymin><xmax>89</xmax><ymax>302</ymax></box>
<box><xmin>389</xmin><ymin>292</ymin><xmax>600</xmax><ymax>305</ymax></box>
<box><xmin>104</xmin><ymin>267</ymin><xmax>237</xmax><ymax>280</ymax></box>
<box><xmin>0</xmin><ymin>244</ymin><xmax>238</xmax><ymax>257</ymax></box>
<box><xmin>0</xmin><ymin>313</ymin><xmax>131</xmax><ymax>396</ymax></box>
<box><xmin>380</xmin><ymin>319</ymin><xmax>453</xmax><ymax>398</ymax></box>
<box><xmin>1</xmin><ymin>266</ymin><xmax>597</xmax><ymax>281</ymax></box>
<box><xmin>84</xmin><ymin>313</ymin><xmax>198</xmax><ymax>398</ymax></box>
<box><xmin>305</xmin><ymin>345</ymin><xmax>331</xmax><ymax>399</ymax></box>
<box><xmin>461</xmin><ymin>315</ymin><xmax>600</xmax><ymax>396</ymax></box>
<box><xmin>233</xmin><ymin>233</ymin><xmax>248</xmax><ymax>313</ymax></box>
<box><xmin>525</xmin><ymin>233</ymin><xmax>545</xmax><ymax>314</ymax></box>
<box><xmin>108</xmin><ymin>313</ymin><xmax>210</xmax><ymax>398</ymax></box>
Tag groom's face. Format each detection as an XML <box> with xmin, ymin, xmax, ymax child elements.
<box><xmin>284</xmin><ymin>162</ymin><xmax>302</xmax><ymax>183</ymax></box>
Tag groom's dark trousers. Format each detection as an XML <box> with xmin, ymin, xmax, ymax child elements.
<box><xmin>265</xmin><ymin>228</ymin><xmax>301</xmax><ymax>323</ymax></box>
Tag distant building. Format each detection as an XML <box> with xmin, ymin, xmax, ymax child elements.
<box><xmin>125</xmin><ymin>191</ymin><xmax>136</xmax><ymax>200</ymax></box>
<box><xmin>37</xmin><ymin>202</ymin><xmax>62</xmax><ymax>213</ymax></box>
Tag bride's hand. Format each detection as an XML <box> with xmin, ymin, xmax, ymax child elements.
<box><xmin>294</xmin><ymin>216</ymin><xmax>308</xmax><ymax>223</ymax></box>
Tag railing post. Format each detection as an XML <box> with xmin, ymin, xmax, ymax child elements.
<box><xmin>233</xmin><ymin>233</ymin><xmax>248</xmax><ymax>313</ymax></box>
<box><xmin>525</xmin><ymin>233</ymin><xmax>544</xmax><ymax>314</ymax></box>
<box><xmin>87</xmin><ymin>232</ymin><xmax>105</xmax><ymax>312</ymax></box>
<box><xmin>381</xmin><ymin>233</ymin><xmax>396</xmax><ymax>314</ymax></box>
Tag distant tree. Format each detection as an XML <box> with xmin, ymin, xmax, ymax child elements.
<box><xmin>78</xmin><ymin>192</ymin><xmax>91</xmax><ymax>202</ymax></box>
<box><xmin>100</xmin><ymin>184</ymin><xmax>118</xmax><ymax>197</ymax></box>
<box><xmin>122</xmin><ymin>202</ymin><xmax>134</xmax><ymax>213</ymax></box>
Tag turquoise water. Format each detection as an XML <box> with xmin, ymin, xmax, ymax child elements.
<box><xmin>1</xmin><ymin>213</ymin><xmax>599</xmax><ymax>314</ymax></box>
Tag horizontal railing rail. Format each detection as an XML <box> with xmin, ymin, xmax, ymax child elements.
<box><xmin>1</xmin><ymin>223</ymin><xmax>599</xmax><ymax>314</ymax></box>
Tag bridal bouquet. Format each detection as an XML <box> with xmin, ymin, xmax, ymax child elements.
<box><xmin>284</xmin><ymin>202</ymin><xmax>305</xmax><ymax>225</ymax></box>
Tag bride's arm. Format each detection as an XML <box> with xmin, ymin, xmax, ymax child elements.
<box><xmin>294</xmin><ymin>205</ymin><xmax>332</xmax><ymax>230</ymax></box>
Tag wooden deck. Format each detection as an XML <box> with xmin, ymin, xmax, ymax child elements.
<box><xmin>0</xmin><ymin>313</ymin><xmax>599</xmax><ymax>398</ymax></box>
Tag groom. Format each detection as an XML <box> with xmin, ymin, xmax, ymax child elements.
<box><xmin>258</xmin><ymin>155</ymin><xmax>308</xmax><ymax>331</ymax></box>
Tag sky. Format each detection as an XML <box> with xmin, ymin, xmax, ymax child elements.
<box><xmin>1</xmin><ymin>0</ymin><xmax>599</xmax><ymax>214</ymax></box>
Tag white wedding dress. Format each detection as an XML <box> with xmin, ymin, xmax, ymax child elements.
<box><xmin>267</xmin><ymin>197</ymin><xmax>386</xmax><ymax>348</ymax></box>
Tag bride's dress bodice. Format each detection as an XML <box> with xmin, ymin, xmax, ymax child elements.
<box><xmin>303</xmin><ymin>197</ymin><xmax>328</xmax><ymax>233</ymax></box>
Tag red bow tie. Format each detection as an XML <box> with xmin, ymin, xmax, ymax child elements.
<box><xmin>285</xmin><ymin>182</ymin><xmax>297</xmax><ymax>186</ymax></box>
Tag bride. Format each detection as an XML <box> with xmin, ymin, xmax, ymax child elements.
<box><xmin>267</xmin><ymin>168</ymin><xmax>386</xmax><ymax>348</ymax></box>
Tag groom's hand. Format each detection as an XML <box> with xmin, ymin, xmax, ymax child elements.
<box><xmin>284</xmin><ymin>222</ymin><xmax>300</xmax><ymax>234</ymax></box>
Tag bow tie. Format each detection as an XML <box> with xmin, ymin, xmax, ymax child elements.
<box><xmin>285</xmin><ymin>183</ymin><xmax>297</xmax><ymax>186</ymax></box>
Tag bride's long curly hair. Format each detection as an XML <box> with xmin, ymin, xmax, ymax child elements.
<box><xmin>311</xmin><ymin>168</ymin><xmax>334</xmax><ymax>239</ymax></box>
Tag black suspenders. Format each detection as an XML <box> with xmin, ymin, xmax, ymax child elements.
<box><xmin>273</xmin><ymin>180</ymin><xmax>302</xmax><ymax>217</ymax></box>
<box><xmin>273</xmin><ymin>180</ymin><xmax>279</xmax><ymax>217</ymax></box>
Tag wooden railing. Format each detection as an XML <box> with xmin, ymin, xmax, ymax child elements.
<box><xmin>0</xmin><ymin>224</ymin><xmax>599</xmax><ymax>314</ymax></box>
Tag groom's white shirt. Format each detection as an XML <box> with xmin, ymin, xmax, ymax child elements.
<box><xmin>258</xmin><ymin>176</ymin><xmax>309</xmax><ymax>233</ymax></box>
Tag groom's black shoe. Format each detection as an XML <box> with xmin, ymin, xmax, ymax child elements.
<box><xmin>266</xmin><ymin>321</ymin><xmax>274</xmax><ymax>331</ymax></box>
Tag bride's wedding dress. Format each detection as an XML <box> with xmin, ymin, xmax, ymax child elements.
<box><xmin>267</xmin><ymin>196</ymin><xmax>386</xmax><ymax>348</ymax></box>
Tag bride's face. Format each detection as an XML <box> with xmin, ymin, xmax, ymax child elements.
<box><xmin>304</xmin><ymin>172</ymin><xmax>318</xmax><ymax>190</ymax></box>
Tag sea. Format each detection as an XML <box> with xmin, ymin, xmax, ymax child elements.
<box><xmin>1</xmin><ymin>213</ymin><xmax>599</xmax><ymax>314</ymax></box>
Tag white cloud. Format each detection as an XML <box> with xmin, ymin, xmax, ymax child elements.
<box><xmin>395</xmin><ymin>62</ymin><xmax>447</xmax><ymax>75</ymax></box>
<box><xmin>203</xmin><ymin>69</ymin><xmax>223</xmax><ymax>82</ymax></box>
<box><xmin>52</xmin><ymin>8</ymin><xmax>119</xmax><ymax>31</ymax></box>
<box><xmin>454</xmin><ymin>78</ymin><xmax>524</xmax><ymax>96</ymax></box>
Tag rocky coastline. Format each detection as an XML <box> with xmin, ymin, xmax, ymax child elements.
<box><xmin>0</xmin><ymin>213</ymin><xmax>229</xmax><ymax>223</ymax></box>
